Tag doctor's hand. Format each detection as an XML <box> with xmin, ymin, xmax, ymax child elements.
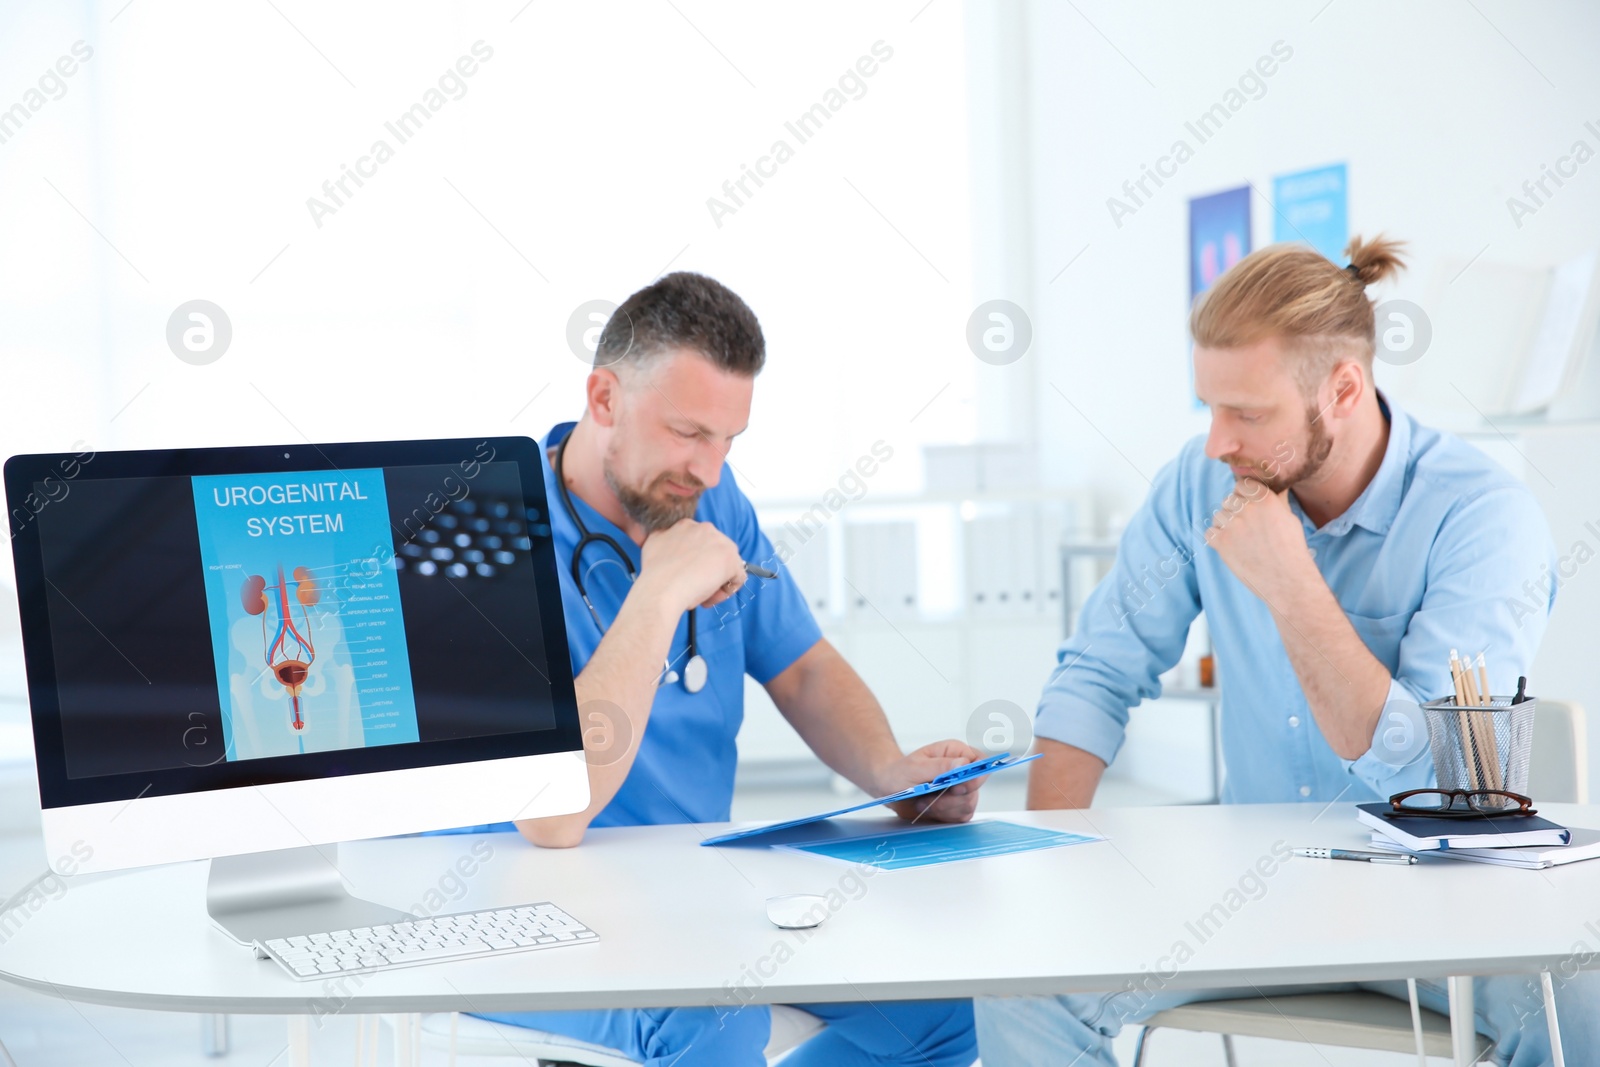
<box><xmin>879</xmin><ymin>740</ymin><xmax>987</xmax><ymax>825</ymax></box>
<box><xmin>639</xmin><ymin>518</ymin><xmax>747</xmax><ymax>611</ymax></box>
<box><xmin>1206</xmin><ymin>477</ymin><xmax>1317</xmax><ymax>605</ymax></box>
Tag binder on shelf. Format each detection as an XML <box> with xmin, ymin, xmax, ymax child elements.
<box><xmin>1035</xmin><ymin>504</ymin><xmax>1067</xmax><ymax>616</ymax></box>
<box><xmin>765</xmin><ymin>525</ymin><xmax>830</xmax><ymax>614</ymax></box>
<box><xmin>922</xmin><ymin>445</ymin><xmax>981</xmax><ymax>495</ymax></box>
<box><xmin>963</xmin><ymin>515</ymin><xmax>1001</xmax><ymax>617</ymax></box>
<box><xmin>845</xmin><ymin>521</ymin><xmax>918</xmax><ymax>619</ymax></box>
<box><xmin>966</xmin><ymin>505</ymin><xmax>1057</xmax><ymax>618</ymax></box>
<box><xmin>979</xmin><ymin>444</ymin><xmax>1037</xmax><ymax>493</ymax></box>
<box><xmin>922</xmin><ymin>443</ymin><xmax>1037</xmax><ymax>495</ymax></box>
<box><xmin>1010</xmin><ymin>505</ymin><xmax>1040</xmax><ymax>613</ymax></box>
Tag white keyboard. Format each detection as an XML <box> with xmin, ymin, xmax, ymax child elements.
<box><xmin>256</xmin><ymin>902</ymin><xmax>598</xmax><ymax>980</ymax></box>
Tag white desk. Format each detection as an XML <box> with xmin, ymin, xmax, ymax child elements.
<box><xmin>2</xmin><ymin>804</ymin><xmax>1594</xmax><ymax>1060</ymax></box>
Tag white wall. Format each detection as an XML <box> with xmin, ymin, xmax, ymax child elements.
<box><xmin>0</xmin><ymin>0</ymin><xmax>979</xmax><ymax>522</ymax></box>
<box><xmin>0</xmin><ymin>0</ymin><xmax>982</xmax><ymax>697</ymax></box>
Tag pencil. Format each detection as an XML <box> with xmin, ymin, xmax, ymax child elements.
<box><xmin>1476</xmin><ymin>652</ymin><xmax>1503</xmax><ymax>792</ymax></box>
<box><xmin>1450</xmin><ymin>649</ymin><xmax>1482</xmax><ymax>790</ymax></box>
<box><xmin>1459</xmin><ymin>655</ymin><xmax>1490</xmax><ymax>790</ymax></box>
<box><xmin>1460</xmin><ymin>657</ymin><xmax>1494</xmax><ymax>791</ymax></box>
<box><xmin>1449</xmin><ymin>649</ymin><xmax>1468</xmax><ymax>704</ymax></box>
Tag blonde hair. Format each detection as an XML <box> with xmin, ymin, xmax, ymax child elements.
<box><xmin>1190</xmin><ymin>234</ymin><xmax>1408</xmax><ymax>392</ymax></box>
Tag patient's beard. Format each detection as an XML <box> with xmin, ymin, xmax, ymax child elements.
<box><xmin>1228</xmin><ymin>405</ymin><xmax>1334</xmax><ymax>493</ymax></box>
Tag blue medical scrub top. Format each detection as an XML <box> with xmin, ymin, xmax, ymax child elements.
<box><xmin>441</xmin><ymin>421</ymin><xmax>821</xmax><ymax>832</ymax></box>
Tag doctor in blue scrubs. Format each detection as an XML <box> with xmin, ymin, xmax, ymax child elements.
<box><xmin>463</xmin><ymin>272</ymin><xmax>980</xmax><ymax>1066</ymax></box>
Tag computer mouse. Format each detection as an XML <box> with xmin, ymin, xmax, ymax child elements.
<box><xmin>765</xmin><ymin>894</ymin><xmax>828</xmax><ymax>930</ymax></box>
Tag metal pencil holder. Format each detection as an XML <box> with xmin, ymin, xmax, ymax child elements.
<box><xmin>1421</xmin><ymin>696</ymin><xmax>1536</xmax><ymax>806</ymax></box>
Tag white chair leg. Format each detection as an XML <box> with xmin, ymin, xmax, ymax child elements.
<box><xmin>388</xmin><ymin>1013</ymin><xmax>419</xmax><ymax>1067</ymax></box>
<box><xmin>1541</xmin><ymin>970</ymin><xmax>1566</xmax><ymax>1067</ymax></box>
<box><xmin>288</xmin><ymin>1015</ymin><xmax>312</xmax><ymax>1067</ymax></box>
<box><xmin>363</xmin><ymin>1015</ymin><xmax>381</xmax><ymax>1067</ymax></box>
<box><xmin>1447</xmin><ymin>976</ymin><xmax>1476</xmax><ymax>1067</ymax></box>
<box><xmin>1407</xmin><ymin>978</ymin><xmax>1428</xmax><ymax>1067</ymax></box>
<box><xmin>201</xmin><ymin>1013</ymin><xmax>229</xmax><ymax>1057</ymax></box>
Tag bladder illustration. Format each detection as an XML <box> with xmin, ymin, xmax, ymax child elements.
<box><xmin>241</xmin><ymin>565</ymin><xmax>321</xmax><ymax>745</ymax></box>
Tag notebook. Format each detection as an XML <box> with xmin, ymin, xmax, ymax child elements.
<box><xmin>1368</xmin><ymin>828</ymin><xmax>1600</xmax><ymax>869</ymax></box>
<box><xmin>1357</xmin><ymin>802</ymin><xmax>1571</xmax><ymax>851</ymax></box>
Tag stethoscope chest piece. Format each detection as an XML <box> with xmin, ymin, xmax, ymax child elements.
<box><xmin>682</xmin><ymin>653</ymin><xmax>709</xmax><ymax>694</ymax></box>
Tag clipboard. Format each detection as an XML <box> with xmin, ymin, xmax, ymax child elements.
<box><xmin>700</xmin><ymin>752</ymin><xmax>1041</xmax><ymax>847</ymax></box>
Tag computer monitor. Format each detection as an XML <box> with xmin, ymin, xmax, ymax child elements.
<box><xmin>5</xmin><ymin>437</ymin><xmax>588</xmax><ymax>942</ymax></box>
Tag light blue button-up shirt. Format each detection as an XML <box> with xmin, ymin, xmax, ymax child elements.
<box><xmin>1035</xmin><ymin>395</ymin><xmax>1557</xmax><ymax>804</ymax></box>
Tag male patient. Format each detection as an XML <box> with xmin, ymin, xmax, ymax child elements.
<box><xmin>450</xmin><ymin>272</ymin><xmax>978</xmax><ymax>1067</ymax></box>
<box><xmin>974</xmin><ymin>237</ymin><xmax>1598</xmax><ymax>1065</ymax></box>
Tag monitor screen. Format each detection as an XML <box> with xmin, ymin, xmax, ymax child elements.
<box><xmin>7</xmin><ymin>438</ymin><xmax>583</xmax><ymax>812</ymax></box>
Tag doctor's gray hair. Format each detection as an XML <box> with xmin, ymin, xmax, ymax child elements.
<box><xmin>596</xmin><ymin>272</ymin><xmax>766</xmax><ymax>376</ymax></box>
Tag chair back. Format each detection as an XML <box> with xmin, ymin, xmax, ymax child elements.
<box><xmin>1528</xmin><ymin>699</ymin><xmax>1589</xmax><ymax>804</ymax></box>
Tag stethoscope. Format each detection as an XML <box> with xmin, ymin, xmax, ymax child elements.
<box><xmin>554</xmin><ymin>433</ymin><xmax>709</xmax><ymax>693</ymax></box>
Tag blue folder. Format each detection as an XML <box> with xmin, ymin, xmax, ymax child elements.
<box><xmin>700</xmin><ymin>752</ymin><xmax>1040</xmax><ymax>847</ymax></box>
<box><xmin>780</xmin><ymin>820</ymin><xmax>1100</xmax><ymax>870</ymax></box>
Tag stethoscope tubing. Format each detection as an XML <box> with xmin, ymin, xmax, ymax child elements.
<box><xmin>553</xmin><ymin>432</ymin><xmax>703</xmax><ymax>691</ymax></box>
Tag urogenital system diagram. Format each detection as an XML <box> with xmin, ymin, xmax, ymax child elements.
<box><xmin>192</xmin><ymin>468</ymin><xmax>423</xmax><ymax>761</ymax></box>
<box><xmin>241</xmin><ymin>565</ymin><xmax>321</xmax><ymax>747</ymax></box>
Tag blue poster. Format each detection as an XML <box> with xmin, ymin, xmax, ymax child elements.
<box><xmin>1273</xmin><ymin>163</ymin><xmax>1347</xmax><ymax>262</ymax></box>
<box><xmin>191</xmin><ymin>470</ymin><xmax>419</xmax><ymax>760</ymax></box>
<box><xmin>1189</xmin><ymin>185</ymin><xmax>1253</xmax><ymax>300</ymax></box>
<box><xmin>1189</xmin><ymin>186</ymin><xmax>1253</xmax><ymax>406</ymax></box>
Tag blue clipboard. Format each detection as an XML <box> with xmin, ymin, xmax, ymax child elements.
<box><xmin>700</xmin><ymin>752</ymin><xmax>1040</xmax><ymax>847</ymax></box>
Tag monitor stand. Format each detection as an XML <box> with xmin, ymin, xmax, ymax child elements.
<box><xmin>206</xmin><ymin>844</ymin><xmax>415</xmax><ymax>947</ymax></box>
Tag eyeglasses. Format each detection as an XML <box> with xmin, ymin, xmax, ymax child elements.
<box><xmin>1388</xmin><ymin>788</ymin><xmax>1537</xmax><ymax>819</ymax></box>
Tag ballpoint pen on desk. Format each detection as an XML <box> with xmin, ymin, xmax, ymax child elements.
<box><xmin>1293</xmin><ymin>847</ymin><xmax>1417</xmax><ymax>866</ymax></box>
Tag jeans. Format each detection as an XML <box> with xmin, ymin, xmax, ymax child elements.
<box><xmin>974</xmin><ymin>971</ymin><xmax>1600</xmax><ymax>1066</ymax></box>
<box><xmin>474</xmin><ymin>997</ymin><xmax>976</xmax><ymax>1067</ymax></box>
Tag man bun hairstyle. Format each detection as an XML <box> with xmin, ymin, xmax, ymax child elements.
<box><xmin>596</xmin><ymin>271</ymin><xmax>766</xmax><ymax>376</ymax></box>
<box><xmin>1344</xmin><ymin>235</ymin><xmax>1407</xmax><ymax>289</ymax></box>
<box><xmin>1189</xmin><ymin>234</ymin><xmax>1408</xmax><ymax>392</ymax></box>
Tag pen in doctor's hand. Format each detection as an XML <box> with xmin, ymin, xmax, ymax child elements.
<box><xmin>1294</xmin><ymin>847</ymin><xmax>1417</xmax><ymax>865</ymax></box>
<box><xmin>744</xmin><ymin>562</ymin><xmax>777</xmax><ymax>579</ymax></box>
